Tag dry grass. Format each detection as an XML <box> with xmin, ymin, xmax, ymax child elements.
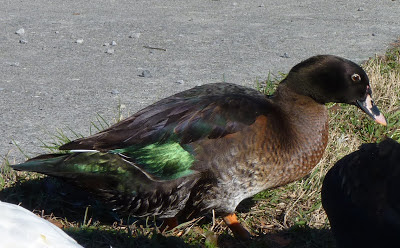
<box><xmin>1</xmin><ymin>44</ymin><xmax>399</xmax><ymax>248</ymax></box>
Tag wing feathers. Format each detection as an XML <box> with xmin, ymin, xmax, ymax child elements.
<box><xmin>60</xmin><ymin>83</ymin><xmax>270</xmax><ymax>151</ymax></box>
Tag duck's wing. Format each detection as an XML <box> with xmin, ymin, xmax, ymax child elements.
<box><xmin>60</xmin><ymin>83</ymin><xmax>271</xmax><ymax>151</ymax></box>
<box><xmin>53</xmin><ymin>83</ymin><xmax>274</xmax><ymax>181</ymax></box>
<box><xmin>12</xmin><ymin>152</ymin><xmax>200</xmax><ymax>217</ymax></box>
<box><xmin>13</xmin><ymin>83</ymin><xmax>273</xmax><ymax>216</ymax></box>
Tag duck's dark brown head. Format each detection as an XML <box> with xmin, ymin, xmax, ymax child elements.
<box><xmin>283</xmin><ymin>55</ymin><xmax>386</xmax><ymax>125</ymax></box>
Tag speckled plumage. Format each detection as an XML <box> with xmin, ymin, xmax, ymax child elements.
<box><xmin>12</xmin><ymin>55</ymin><xmax>386</xmax><ymax>239</ymax></box>
<box><xmin>183</xmin><ymin>90</ymin><xmax>329</xmax><ymax>217</ymax></box>
<box><xmin>322</xmin><ymin>138</ymin><xmax>400</xmax><ymax>248</ymax></box>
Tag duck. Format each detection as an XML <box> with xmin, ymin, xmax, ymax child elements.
<box><xmin>0</xmin><ymin>200</ymin><xmax>83</xmax><ymax>248</ymax></box>
<box><xmin>321</xmin><ymin>138</ymin><xmax>400</xmax><ymax>248</ymax></box>
<box><xmin>12</xmin><ymin>55</ymin><xmax>386</xmax><ymax>239</ymax></box>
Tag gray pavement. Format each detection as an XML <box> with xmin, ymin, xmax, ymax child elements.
<box><xmin>1</xmin><ymin>0</ymin><xmax>400</xmax><ymax>163</ymax></box>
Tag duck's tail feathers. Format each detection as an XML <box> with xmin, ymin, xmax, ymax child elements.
<box><xmin>12</xmin><ymin>154</ymin><xmax>71</xmax><ymax>174</ymax></box>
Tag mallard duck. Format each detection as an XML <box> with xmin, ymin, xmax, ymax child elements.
<box><xmin>322</xmin><ymin>138</ymin><xmax>400</xmax><ymax>248</ymax></box>
<box><xmin>0</xmin><ymin>201</ymin><xmax>83</xmax><ymax>248</ymax></box>
<box><xmin>12</xmin><ymin>55</ymin><xmax>386</xmax><ymax>239</ymax></box>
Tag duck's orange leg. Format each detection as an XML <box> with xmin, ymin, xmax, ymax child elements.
<box><xmin>223</xmin><ymin>213</ymin><xmax>251</xmax><ymax>240</ymax></box>
<box><xmin>160</xmin><ymin>217</ymin><xmax>179</xmax><ymax>232</ymax></box>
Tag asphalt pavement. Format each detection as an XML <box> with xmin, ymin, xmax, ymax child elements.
<box><xmin>1</xmin><ymin>0</ymin><xmax>400</xmax><ymax>162</ymax></box>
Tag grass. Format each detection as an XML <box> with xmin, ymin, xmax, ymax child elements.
<box><xmin>1</xmin><ymin>43</ymin><xmax>399</xmax><ymax>248</ymax></box>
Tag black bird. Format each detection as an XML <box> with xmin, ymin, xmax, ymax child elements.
<box><xmin>322</xmin><ymin>138</ymin><xmax>400</xmax><ymax>248</ymax></box>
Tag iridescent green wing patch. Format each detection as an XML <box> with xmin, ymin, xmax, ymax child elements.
<box><xmin>111</xmin><ymin>142</ymin><xmax>196</xmax><ymax>180</ymax></box>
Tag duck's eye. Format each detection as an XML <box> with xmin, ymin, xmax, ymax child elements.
<box><xmin>351</xmin><ymin>73</ymin><xmax>361</xmax><ymax>82</ymax></box>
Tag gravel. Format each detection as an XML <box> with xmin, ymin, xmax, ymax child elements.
<box><xmin>111</xmin><ymin>89</ymin><xmax>120</xmax><ymax>95</ymax></box>
<box><xmin>139</xmin><ymin>70</ymin><xmax>152</xmax><ymax>78</ymax></box>
<box><xmin>15</xmin><ymin>28</ymin><xmax>25</xmax><ymax>35</ymax></box>
<box><xmin>106</xmin><ymin>48</ymin><xmax>115</xmax><ymax>54</ymax></box>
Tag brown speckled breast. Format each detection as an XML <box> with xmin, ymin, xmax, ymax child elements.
<box><xmin>252</xmin><ymin>111</ymin><xmax>328</xmax><ymax>188</ymax></box>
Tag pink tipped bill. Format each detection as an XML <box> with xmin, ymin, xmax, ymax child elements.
<box><xmin>355</xmin><ymin>94</ymin><xmax>387</xmax><ymax>126</ymax></box>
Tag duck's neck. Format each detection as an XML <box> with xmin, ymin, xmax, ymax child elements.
<box><xmin>271</xmin><ymin>83</ymin><xmax>329</xmax><ymax>180</ymax></box>
<box><xmin>273</xmin><ymin>84</ymin><xmax>328</xmax><ymax>133</ymax></box>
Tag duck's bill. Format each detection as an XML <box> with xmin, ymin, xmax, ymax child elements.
<box><xmin>355</xmin><ymin>94</ymin><xmax>387</xmax><ymax>126</ymax></box>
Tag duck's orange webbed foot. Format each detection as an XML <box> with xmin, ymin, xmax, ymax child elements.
<box><xmin>223</xmin><ymin>213</ymin><xmax>251</xmax><ymax>240</ymax></box>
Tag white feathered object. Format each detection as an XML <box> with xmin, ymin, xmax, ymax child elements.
<box><xmin>0</xmin><ymin>201</ymin><xmax>83</xmax><ymax>248</ymax></box>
